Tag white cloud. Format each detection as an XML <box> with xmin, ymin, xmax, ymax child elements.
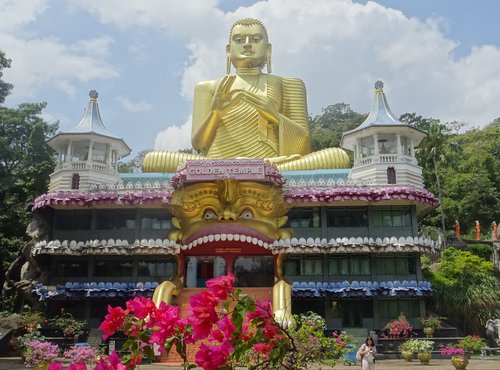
<box><xmin>0</xmin><ymin>0</ymin><xmax>50</xmax><ymax>32</ymax></box>
<box><xmin>1</xmin><ymin>33</ymin><xmax>118</xmax><ymax>100</ymax></box>
<box><xmin>154</xmin><ymin>116</ymin><xmax>192</xmax><ymax>152</ymax></box>
<box><xmin>0</xmin><ymin>1</ymin><xmax>118</xmax><ymax>101</ymax></box>
<box><xmin>115</xmin><ymin>96</ymin><xmax>153</xmax><ymax>112</ymax></box>
<box><xmin>176</xmin><ymin>0</ymin><xmax>500</xmax><ymax>127</ymax></box>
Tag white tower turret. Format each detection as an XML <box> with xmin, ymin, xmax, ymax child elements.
<box><xmin>340</xmin><ymin>81</ymin><xmax>426</xmax><ymax>188</ymax></box>
<box><xmin>47</xmin><ymin>90</ymin><xmax>131</xmax><ymax>192</ymax></box>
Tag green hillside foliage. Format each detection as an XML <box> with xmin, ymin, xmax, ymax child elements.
<box><xmin>426</xmin><ymin>248</ymin><xmax>500</xmax><ymax>334</ymax></box>
<box><xmin>0</xmin><ymin>51</ymin><xmax>57</xmax><ymax>283</ymax></box>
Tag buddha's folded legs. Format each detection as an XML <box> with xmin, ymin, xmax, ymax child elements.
<box><xmin>143</xmin><ymin>147</ymin><xmax>350</xmax><ymax>173</ymax></box>
<box><xmin>143</xmin><ymin>151</ymin><xmax>205</xmax><ymax>173</ymax></box>
<box><xmin>276</xmin><ymin>148</ymin><xmax>350</xmax><ymax>171</ymax></box>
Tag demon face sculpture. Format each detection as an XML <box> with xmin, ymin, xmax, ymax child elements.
<box><xmin>167</xmin><ymin>179</ymin><xmax>292</xmax><ymax>246</ymax></box>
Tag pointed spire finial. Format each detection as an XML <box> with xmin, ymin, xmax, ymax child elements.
<box><xmin>374</xmin><ymin>80</ymin><xmax>384</xmax><ymax>92</ymax></box>
<box><xmin>89</xmin><ymin>90</ymin><xmax>99</xmax><ymax>101</ymax></box>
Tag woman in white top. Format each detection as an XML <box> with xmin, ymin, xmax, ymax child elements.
<box><xmin>358</xmin><ymin>337</ymin><xmax>377</xmax><ymax>370</ymax></box>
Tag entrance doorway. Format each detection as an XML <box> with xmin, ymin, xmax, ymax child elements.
<box><xmin>185</xmin><ymin>256</ymin><xmax>225</xmax><ymax>287</ymax></box>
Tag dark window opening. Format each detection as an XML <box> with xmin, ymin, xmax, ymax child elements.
<box><xmin>94</xmin><ymin>260</ymin><xmax>133</xmax><ymax>277</ymax></box>
<box><xmin>284</xmin><ymin>256</ymin><xmax>323</xmax><ymax>276</ymax></box>
<box><xmin>328</xmin><ymin>255</ymin><xmax>370</xmax><ymax>276</ymax></box>
<box><xmin>54</xmin><ymin>211</ymin><xmax>91</xmax><ymax>230</ymax></box>
<box><xmin>373</xmin><ymin>206</ymin><xmax>412</xmax><ymax>227</ymax></box>
<box><xmin>71</xmin><ymin>173</ymin><xmax>80</xmax><ymax>190</ymax></box>
<box><xmin>387</xmin><ymin>166</ymin><xmax>396</xmax><ymax>184</ymax></box>
<box><xmin>326</xmin><ymin>207</ymin><xmax>368</xmax><ymax>227</ymax></box>
<box><xmin>138</xmin><ymin>259</ymin><xmax>176</xmax><ymax>280</ymax></box>
<box><xmin>96</xmin><ymin>211</ymin><xmax>136</xmax><ymax>230</ymax></box>
<box><xmin>52</xmin><ymin>259</ymin><xmax>89</xmax><ymax>278</ymax></box>
<box><xmin>286</xmin><ymin>207</ymin><xmax>321</xmax><ymax>228</ymax></box>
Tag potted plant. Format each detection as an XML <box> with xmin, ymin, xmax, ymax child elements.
<box><xmin>19</xmin><ymin>307</ymin><xmax>45</xmax><ymax>334</ymax></box>
<box><xmin>440</xmin><ymin>345</ymin><xmax>468</xmax><ymax>370</ymax></box>
<box><xmin>405</xmin><ymin>338</ymin><xmax>434</xmax><ymax>365</ymax></box>
<box><xmin>457</xmin><ymin>335</ymin><xmax>486</xmax><ymax>354</ymax></box>
<box><xmin>24</xmin><ymin>340</ymin><xmax>59</xmax><ymax>370</ymax></box>
<box><xmin>381</xmin><ymin>319</ymin><xmax>413</xmax><ymax>338</ymax></box>
<box><xmin>63</xmin><ymin>345</ymin><xmax>100</xmax><ymax>367</ymax></box>
<box><xmin>49</xmin><ymin>310</ymin><xmax>86</xmax><ymax>337</ymax></box>
<box><xmin>399</xmin><ymin>340</ymin><xmax>414</xmax><ymax>362</ymax></box>
<box><xmin>15</xmin><ymin>331</ymin><xmax>46</xmax><ymax>360</ymax></box>
<box><xmin>415</xmin><ymin>339</ymin><xmax>434</xmax><ymax>365</ymax></box>
<box><xmin>419</xmin><ymin>315</ymin><xmax>444</xmax><ymax>337</ymax></box>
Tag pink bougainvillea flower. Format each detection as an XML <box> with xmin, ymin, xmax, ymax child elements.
<box><xmin>68</xmin><ymin>364</ymin><xmax>87</xmax><ymax>370</ymax></box>
<box><xmin>99</xmin><ymin>306</ymin><xmax>128</xmax><ymax>340</ymax></box>
<box><xmin>195</xmin><ymin>343</ymin><xmax>232</xmax><ymax>370</ymax></box>
<box><xmin>188</xmin><ymin>290</ymin><xmax>219</xmax><ymax>339</ymax></box>
<box><xmin>48</xmin><ymin>363</ymin><xmax>62</xmax><ymax>370</ymax></box>
<box><xmin>253</xmin><ymin>342</ymin><xmax>273</xmax><ymax>357</ymax></box>
<box><xmin>126</xmin><ymin>296</ymin><xmax>156</xmax><ymax>320</ymax></box>
<box><xmin>149</xmin><ymin>302</ymin><xmax>180</xmax><ymax>346</ymax></box>
<box><xmin>206</xmin><ymin>273</ymin><xmax>235</xmax><ymax>300</ymax></box>
<box><xmin>94</xmin><ymin>351</ymin><xmax>127</xmax><ymax>370</ymax></box>
<box><xmin>246</xmin><ymin>299</ymin><xmax>272</xmax><ymax>320</ymax></box>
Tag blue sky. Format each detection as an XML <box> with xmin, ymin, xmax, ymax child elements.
<box><xmin>1</xmin><ymin>0</ymin><xmax>500</xmax><ymax>160</ymax></box>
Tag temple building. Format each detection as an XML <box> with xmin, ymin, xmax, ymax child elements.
<box><xmin>6</xmin><ymin>19</ymin><xmax>440</xmax><ymax>347</ymax></box>
<box><xmin>15</xmin><ymin>81</ymin><xmax>438</xmax><ymax>335</ymax></box>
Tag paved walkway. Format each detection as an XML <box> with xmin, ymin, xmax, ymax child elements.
<box><xmin>1</xmin><ymin>358</ymin><xmax>499</xmax><ymax>370</ymax></box>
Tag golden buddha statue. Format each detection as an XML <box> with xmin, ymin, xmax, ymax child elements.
<box><xmin>143</xmin><ymin>18</ymin><xmax>349</xmax><ymax>172</ymax></box>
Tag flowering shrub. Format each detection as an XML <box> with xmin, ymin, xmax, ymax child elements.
<box><xmin>440</xmin><ymin>345</ymin><xmax>465</xmax><ymax>358</ymax></box>
<box><xmin>419</xmin><ymin>315</ymin><xmax>444</xmax><ymax>329</ymax></box>
<box><xmin>50</xmin><ymin>309</ymin><xmax>87</xmax><ymax>336</ymax></box>
<box><xmin>404</xmin><ymin>339</ymin><xmax>434</xmax><ymax>353</ymax></box>
<box><xmin>381</xmin><ymin>319</ymin><xmax>413</xmax><ymax>338</ymax></box>
<box><xmin>24</xmin><ymin>340</ymin><xmax>59</xmax><ymax>366</ymax></box>
<box><xmin>457</xmin><ymin>335</ymin><xmax>486</xmax><ymax>353</ymax></box>
<box><xmin>15</xmin><ymin>331</ymin><xmax>45</xmax><ymax>354</ymax></box>
<box><xmin>63</xmin><ymin>345</ymin><xmax>99</xmax><ymax>363</ymax></box>
<box><xmin>244</xmin><ymin>311</ymin><xmax>351</xmax><ymax>368</ymax></box>
<box><xmin>20</xmin><ymin>307</ymin><xmax>45</xmax><ymax>333</ymax></box>
<box><xmin>95</xmin><ymin>274</ymin><xmax>349</xmax><ymax>370</ymax></box>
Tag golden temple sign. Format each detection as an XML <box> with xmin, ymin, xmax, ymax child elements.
<box><xmin>185</xmin><ymin>159</ymin><xmax>265</xmax><ymax>181</ymax></box>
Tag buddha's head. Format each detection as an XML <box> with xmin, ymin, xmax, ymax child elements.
<box><xmin>227</xmin><ymin>18</ymin><xmax>272</xmax><ymax>73</ymax></box>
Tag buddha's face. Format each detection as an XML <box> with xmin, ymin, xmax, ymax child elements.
<box><xmin>228</xmin><ymin>24</ymin><xmax>270</xmax><ymax>69</ymax></box>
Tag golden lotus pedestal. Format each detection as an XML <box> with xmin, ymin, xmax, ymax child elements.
<box><xmin>451</xmin><ymin>356</ymin><xmax>468</xmax><ymax>370</ymax></box>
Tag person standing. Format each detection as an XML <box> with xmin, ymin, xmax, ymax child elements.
<box><xmin>357</xmin><ymin>337</ymin><xmax>377</xmax><ymax>370</ymax></box>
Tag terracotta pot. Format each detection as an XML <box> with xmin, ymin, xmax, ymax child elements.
<box><xmin>417</xmin><ymin>351</ymin><xmax>431</xmax><ymax>364</ymax></box>
<box><xmin>423</xmin><ymin>326</ymin><xmax>435</xmax><ymax>337</ymax></box>
<box><xmin>401</xmin><ymin>350</ymin><xmax>413</xmax><ymax>362</ymax></box>
<box><xmin>451</xmin><ymin>356</ymin><xmax>468</xmax><ymax>370</ymax></box>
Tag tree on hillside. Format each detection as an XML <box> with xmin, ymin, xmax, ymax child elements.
<box><xmin>0</xmin><ymin>50</ymin><xmax>57</xmax><ymax>288</ymax></box>
<box><xmin>118</xmin><ymin>149</ymin><xmax>152</xmax><ymax>173</ymax></box>
<box><xmin>0</xmin><ymin>50</ymin><xmax>13</xmax><ymax>103</ymax></box>
<box><xmin>439</xmin><ymin>121</ymin><xmax>500</xmax><ymax>235</ymax></box>
<box><xmin>426</xmin><ymin>247</ymin><xmax>500</xmax><ymax>334</ymax></box>
<box><xmin>309</xmin><ymin>103</ymin><xmax>366</xmax><ymax>151</ymax></box>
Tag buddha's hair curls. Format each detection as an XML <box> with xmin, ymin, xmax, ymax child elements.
<box><xmin>229</xmin><ymin>18</ymin><xmax>268</xmax><ymax>43</ymax></box>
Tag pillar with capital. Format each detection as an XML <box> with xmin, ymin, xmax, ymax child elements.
<box><xmin>475</xmin><ymin>220</ymin><xmax>481</xmax><ymax>241</ymax></box>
